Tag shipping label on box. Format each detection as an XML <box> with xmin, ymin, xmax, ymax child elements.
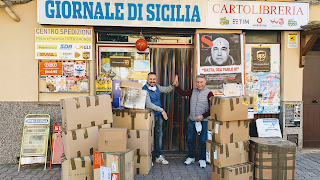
<box><xmin>207</xmin><ymin>140</ymin><xmax>249</xmax><ymax>168</ymax></box>
<box><xmin>210</xmin><ymin>162</ymin><xmax>254</xmax><ymax>180</ymax></box>
<box><xmin>94</xmin><ymin>149</ymin><xmax>134</xmax><ymax>180</ymax></box>
<box><xmin>112</xmin><ymin>109</ymin><xmax>154</xmax><ymax>131</ymax></box>
<box><xmin>61</xmin><ymin>154</ymin><xmax>94</xmax><ymax>180</ymax></box>
<box><xmin>60</xmin><ymin>94</ymin><xmax>113</xmax><ymax>131</ymax></box>
<box><xmin>256</xmin><ymin>118</ymin><xmax>282</xmax><ymax>138</ymax></box>
<box><xmin>134</xmin><ymin>155</ymin><xmax>152</xmax><ymax>175</ymax></box>
<box><xmin>208</xmin><ymin>119</ymin><xmax>250</xmax><ymax>144</ymax></box>
<box><xmin>250</xmin><ymin>137</ymin><xmax>296</xmax><ymax>180</ymax></box>
<box><xmin>127</xmin><ymin>130</ymin><xmax>153</xmax><ymax>156</ymax></box>
<box><xmin>120</xmin><ymin>88</ymin><xmax>147</xmax><ymax>109</ymax></box>
<box><xmin>210</xmin><ymin>96</ymin><xmax>254</xmax><ymax>122</ymax></box>
<box><xmin>98</xmin><ymin>128</ymin><xmax>127</xmax><ymax>153</ymax></box>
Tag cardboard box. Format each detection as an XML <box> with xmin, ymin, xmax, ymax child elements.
<box><xmin>98</xmin><ymin>128</ymin><xmax>127</xmax><ymax>152</ymax></box>
<box><xmin>250</xmin><ymin>137</ymin><xmax>296</xmax><ymax>180</ymax></box>
<box><xmin>120</xmin><ymin>81</ymin><xmax>143</xmax><ymax>89</ymax></box>
<box><xmin>61</xmin><ymin>154</ymin><xmax>93</xmax><ymax>180</ymax></box>
<box><xmin>93</xmin><ymin>149</ymin><xmax>134</xmax><ymax>180</ymax></box>
<box><xmin>134</xmin><ymin>155</ymin><xmax>152</xmax><ymax>175</ymax></box>
<box><xmin>206</xmin><ymin>140</ymin><xmax>249</xmax><ymax>168</ymax></box>
<box><xmin>207</xmin><ymin>119</ymin><xmax>250</xmax><ymax>144</ymax></box>
<box><xmin>210</xmin><ymin>96</ymin><xmax>254</xmax><ymax>122</ymax></box>
<box><xmin>128</xmin><ymin>130</ymin><xmax>153</xmax><ymax>156</ymax></box>
<box><xmin>60</xmin><ymin>94</ymin><xmax>113</xmax><ymax>131</ymax></box>
<box><xmin>210</xmin><ymin>162</ymin><xmax>254</xmax><ymax>180</ymax></box>
<box><xmin>113</xmin><ymin>109</ymin><xmax>154</xmax><ymax>131</ymax></box>
<box><xmin>120</xmin><ymin>88</ymin><xmax>147</xmax><ymax>109</ymax></box>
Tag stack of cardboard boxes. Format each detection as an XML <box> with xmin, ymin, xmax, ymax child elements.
<box><xmin>206</xmin><ymin>96</ymin><xmax>254</xmax><ymax>180</ymax></box>
<box><xmin>113</xmin><ymin>81</ymin><xmax>154</xmax><ymax>175</ymax></box>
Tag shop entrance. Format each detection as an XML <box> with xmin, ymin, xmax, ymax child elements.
<box><xmin>303</xmin><ymin>51</ymin><xmax>320</xmax><ymax>148</ymax></box>
<box><xmin>150</xmin><ymin>46</ymin><xmax>194</xmax><ymax>153</ymax></box>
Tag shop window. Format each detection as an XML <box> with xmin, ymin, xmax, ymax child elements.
<box><xmin>245</xmin><ymin>31</ymin><xmax>280</xmax><ymax>44</ymax></box>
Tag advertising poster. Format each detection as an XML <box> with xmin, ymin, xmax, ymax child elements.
<box><xmin>245</xmin><ymin>73</ymin><xmax>280</xmax><ymax>114</ymax></box>
<box><xmin>197</xmin><ymin>33</ymin><xmax>244</xmax><ymax>95</ymax></box>
<box><xmin>74</xmin><ymin>61</ymin><xmax>86</xmax><ymax>77</ymax></box>
<box><xmin>63</xmin><ymin>62</ymin><xmax>74</xmax><ymax>76</ymax></box>
<box><xmin>251</xmin><ymin>46</ymin><xmax>271</xmax><ymax>72</ymax></box>
<box><xmin>134</xmin><ymin>60</ymin><xmax>150</xmax><ymax>80</ymax></box>
<box><xmin>22</xmin><ymin>127</ymin><xmax>47</xmax><ymax>155</ymax></box>
<box><xmin>95</xmin><ymin>75</ymin><xmax>112</xmax><ymax>99</ymax></box>
<box><xmin>39</xmin><ymin>61</ymin><xmax>62</xmax><ymax>76</ymax></box>
<box><xmin>35</xmin><ymin>28</ymin><xmax>93</xmax><ymax>60</ymax></box>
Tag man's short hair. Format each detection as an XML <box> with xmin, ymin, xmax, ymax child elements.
<box><xmin>148</xmin><ymin>72</ymin><xmax>157</xmax><ymax>76</ymax></box>
<box><xmin>195</xmin><ymin>75</ymin><xmax>206</xmax><ymax>82</ymax></box>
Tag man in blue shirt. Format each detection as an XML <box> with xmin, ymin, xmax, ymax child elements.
<box><xmin>143</xmin><ymin>72</ymin><xmax>177</xmax><ymax>164</ymax></box>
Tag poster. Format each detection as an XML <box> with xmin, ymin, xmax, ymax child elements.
<box><xmin>288</xmin><ymin>33</ymin><xmax>298</xmax><ymax>48</ymax></box>
<box><xmin>245</xmin><ymin>73</ymin><xmax>280</xmax><ymax>114</ymax></box>
<box><xmin>74</xmin><ymin>62</ymin><xmax>86</xmax><ymax>77</ymax></box>
<box><xmin>63</xmin><ymin>62</ymin><xmax>74</xmax><ymax>76</ymax></box>
<box><xmin>39</xmin><ymin>61</ymin><xmax>62</xmax><ymax>76</ymax></box>
<box><xmin>35</xmin><ymin>28</ymin><xmax>93</xmax><ymax>60</ymax></box>
<box><xmin>22</xmin><ymin>127</ymin><xmax>47</xmax><ymax>155</ymax></box>
<box><xmin>251</xmin><ymin>46</ymin><xmax>271</xmax><ymax>72</ymax></box>
<box><xmin>77</xmin><ymin>77</ymin><xmax>89</xmax><ymax>92</ymax></box>
<box><xmin>133</xmin><ymin>60</ymin><xmax>150</xmax><ymax>80</ymax></box>
<box><xmin>197</xmin><ymin>33</ymin><xmax>244</xmax><ymax>94</ymax></box>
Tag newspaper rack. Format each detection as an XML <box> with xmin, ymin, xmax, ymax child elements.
<box><xmin>18</xmin><ymin>114</ymin><xmax>50</xmax><ymax>171</ymax></box>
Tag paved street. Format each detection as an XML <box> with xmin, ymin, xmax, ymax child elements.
<box><xmin>0</xmin><ymin>152</ymin><xmax>320</xmax><ymax>180</ymax></box>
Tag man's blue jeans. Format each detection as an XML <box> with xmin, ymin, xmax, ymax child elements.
<box><xmin>187</xmin><ymin>119</ymin><xmax>208</xmax><ymax>160</ymax></box>
<box><xmin>154</xmin><ymin>114</ymin><xmax>163</xmax><ymax>158</ymax></box>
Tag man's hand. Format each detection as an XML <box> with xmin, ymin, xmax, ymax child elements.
<box><xmin>161</xmin><ymin>110</ymin><xmax>168</xmax><ymax>120</ymax></box>
<box><xmin>172</xmin><ymin>75</ymin><xmax>179</xmax><ymax>87</ymax></box>
<box><xmin>196</xmin><ymin>115</ymin><xmax>204</xmax><ymax>122</ymax></box>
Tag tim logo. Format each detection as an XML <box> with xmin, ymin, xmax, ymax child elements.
<box><xmin>219</xmin><ymin>17</ymin><xmax>229</xmax><ymax>26</ymax></box>
<box><xmin>288</xmin><ymin>19</ymin><xmax>297</xmax><ymax>27</ymax></box>
<box><xmin>233</xmin><ymin>19</ymin><xmax>249</xmax><ymax>24</ymax></box>
<box><xmin>270</xmin><ymin>18</ymin><xmax>284</xmax><ymax>25</ymax></box>
<box><xmin>60</xmin><ymin>44</ymin><xmax>72</xmax><ymax>50</ymax></box>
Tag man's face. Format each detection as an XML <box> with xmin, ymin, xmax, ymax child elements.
<box><xmin>211</xmin><ymin>38</ymin><xmax>230</xmax><ymax>65</ymax></box>
<box><xmin>147</xmin><ymin>74</ymin><xmax>157</xmax><ymax>87</ymax></box>
<box><xmin>196</xmin><ymin>77</ymin><xmax>206</xmax><ymax>90</ymax></box>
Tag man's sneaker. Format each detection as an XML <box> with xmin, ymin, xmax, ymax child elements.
<box><xmin>199</xmin><ymin>160</ymin><xmax>206</xmax><ymax>168</ymax></box>
<box><xmin>155</xmin><ymin>155</ymin><xmax>169</xmax><ymax>165</ymax></box>
<box><xmin>184</xmin><ymin>157</ymin><xmax>195</xmax><ymax>165</ymax></box>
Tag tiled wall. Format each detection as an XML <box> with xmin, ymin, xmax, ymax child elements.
<box><xmin>0</xmin><ymin>102</ymin><xmax>61</xmax><ymax>164</ymax></box>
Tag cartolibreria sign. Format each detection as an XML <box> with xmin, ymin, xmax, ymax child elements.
<box><xmin>45</xmin><ymin>1</ymin><xmax>201</xmax><ymax>22</ymax></box>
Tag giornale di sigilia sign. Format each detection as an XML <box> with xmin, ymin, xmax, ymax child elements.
<box><xmin>37</xmin><ymin>0</ymin><xmax>309</xmax><ymax>30</ymax></box>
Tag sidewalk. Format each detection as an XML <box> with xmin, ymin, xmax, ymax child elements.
<box><xmin>1</xmin><ymin>152</ymin><xmax>320</xmax><ymax>180</ymax></box>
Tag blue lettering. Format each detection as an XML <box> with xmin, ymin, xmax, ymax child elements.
<box><xmin>128</xmin><ymin>3</ymin><xmax>137</xmax><ymax>20</ymax></box>
<box><xmin>83</xmin><ymin>2</ymin><xmax>93</xmax><ymax>19</ymax></box>
<box><xmin>72</xmin><ymin>1</ymin><xmax>82</xmax><ymax>19</ymax></box>
<box><xmin>62</xmin><ymin>1</ymin><xmax>71</xmax><ymax>19</ymax></box>
<box><xmin>155</xmin><ymin>4</ymin><xmax>161</xmax><ymax>21</ymax></box>
<box><xmin>185</xmin><ymin>5</ymin><xmax>190</xmax><ymax>22</ymax></box>
<box><xmin>146</xmin><ymin>4</ymin><xmax>155</xmax><ymax>21</ymax></box>
<box><xmin>115</xmin><ymin>3</ymin><xmax>124</xmax><ymax>20</ymax></box>
<box><xmin>105</xmin><ymin>3</ymin><xmax>114</xmax><ymax>20</ymax></box>
<box><xmin>138</xmin><ymin>4</ymin><xmax>143</xmax><ymax>21</ymax></box>
<box><xmin>191</xmin><ymin>5</ymin><xmax>200</xmax><ymax>22</ymax></box>
<box><xmin>45</xmin><ymin>1</ymin><xmax>54</xmax><ymax>18</ymax></box>
<box><xmin>161</xmin><ymin>5</ymin><xmax>169</xmax><ymax>22</ymax></box>
<box><xmin>176</xmin><ymin>5</ymin><xmax>184</xmax><ymax>22</ymax></box>
<box><xmin>55</xmin><ymin>1</ymin><xmax>61</xmax><ymax>18</ymax></box>
<box><xmin>170</xmin><ymin>5</ymin><xmax>175</xmax><ymax>21</ymax></box>
<box><xmin>94</xmin><ymin>2</ymin><xmax>104</xmax><ymax>19</ymax></box>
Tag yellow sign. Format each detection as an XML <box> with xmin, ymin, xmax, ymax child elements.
<box><xmin>37</xmin><ymin>45</ymin><xmax>57</xmax><ymax>49</ymax></box>
<box><xmin>95</xmin><ymin>77</ymin><xmax>112</xmax><ymax>101</ymax></box>
<box><xmin>290</xmin><ymin>35</ymin><xmax>296</xmax><ymax>42</ymax></box>
<box><xmin>35</xmin><ymin>36</ymin><xmax>92</xmax><ymax>43</ymax></box>
<box><xmin>134</xmin><ymin>71</ymin><xmax>149</xmax><ymax>80</ymax></box>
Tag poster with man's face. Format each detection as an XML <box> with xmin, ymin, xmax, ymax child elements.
<box><xmin>197</xmin><ymin>33</ymin><xmax>244</xmax><ymax>94</ymax></box>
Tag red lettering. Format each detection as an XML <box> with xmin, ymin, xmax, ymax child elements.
<box><xmin>271</xmin><ymin>6</ymin><xmax>276</xmax><ymax>14</ymax></box>
<box><xmin>279</xmin><ymin>6</ymin><xmax>284</xmax><ymax>15</ymax></box>
<box><xmin>221</xmin><ymin>5</ymin><xmax>228</xmax><ymax>13</ymax></box>
<box><xmin>252</xmin><ymin>5</ymin><xmax>258</xmax><ymax>14</ymax></box>
<box><xmin>285</xmin><ymin>6</ymin><xmax>291</xmax><ymax>15</ymax></box>
<box><xmin>201</xmin><ymin>35</ymin><xmax>212</xmax><ymax>49</ymax></box>
<box><xmin>243</xmin><ymin>5</ymin><xmax>251</xmax><ymax>14</ymax></box>
<box><xmin>259</xmin><ymin>5</ymin><xmax>262</xmax><ymax>14</ymax></box>
<box><xmin>263</xmin><ymin>5</ymin><xmax>269</xmax><ymax>14</ymax></box>
<box><xmin>212</xmin><ymin>4</ymin><xmax>220</xmax><ymax>13</ymax></box>
<box><xmin>230</xmin><ymin>4</ymin><xmax>236</xmax><ymax>13</ymax></box>
<box><xmin>238</xmin><ymin>5</ymin><xmax>243</xmax><ymax>13</ymax></box>
<box><xmin>296</xmin><ymin>7</ymin><xmax>303</xmax><ymax>15</ymax></box>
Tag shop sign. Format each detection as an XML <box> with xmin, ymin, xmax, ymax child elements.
<box><xmin>37</xmin><ymin>0</ymin><xmax>207</xmax><ymax>28</ymax></box>
<box><xmin>207</xmin><ymin>1</ymin><xmax>308</xmax><ymax>30</ymax></box>
<box><xmin>39</xmin><ymin>61</ymin><xmax>63</xmax><ymax>76</ymax></box>
<box><xmin>35</xmin><ymin>28</ymin><xmax>93</xmax><ymax>60</ymax></box>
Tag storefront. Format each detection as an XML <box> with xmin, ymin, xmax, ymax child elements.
<box><xmin>0</xmin><ymin>0</ymin><xmax>314</xmax><ymax>164</ymax></box>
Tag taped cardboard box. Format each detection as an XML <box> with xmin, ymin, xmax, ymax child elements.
<box><xmin>120</xmin><ymin>81</ymin><xmax>143</xmax><ymax>89</ymax></box>
<box><xmin>134</xmin><ymin>154</ymin><xmax>152</xmax><ymax>175</ymax></box>
<box><xmin>120</xmin><ymin>88</ymin><xmax>147</xmax><ymax>109</ymax></box>
<box><xmin>250</xmin><ymin>137</ymin><xmax>296</xmax><ymax>180</ymax></box>
<box><xmin>210</xmin><ymin>96</ymin><xmax>254</xmax><ymax>122</ymax></box>
<box><xmin>61</xmin><ymin>153</ymin><xmax>93</xmax><ymax>180</ymax></box>
<box><xmin>98</xmin><ymin>128</ymin><xmax>127</xmax><ymax>153</ymax></box>
<box><xmin>128</xmin><ymin>130</ymin><xmax>153</xmax><ymax>156</ymax></box>
<box><xmin>207</xmin><ymin>119</ymin><xmax>250</xmax><ymax>144</ymax></box>
<box><xmin>206</xmin><ymin>140</ymin><xmax>249</xmax><ymax>168</ymax></box>
<box><xmin>60</xmin><ymin>94</ymin><xmax>113</xmax><ymax>131</ymax></box>
<box><xmin>93</xmin><ymin>149</ymin><xmax>134</xmax><ymax>180</ymax></box>
<box><xmin>62</xmin><ymin>124</ymin><xmax>111</xmax><ymax>159</ymax></box>
<box><xmin>210</xmin><ymin>162</ymin><xmax>254</xmax><ymax>180</ymax></box>
<box><xmin>113</xmin><ymin>108</ymin><xmax>154</xmax><ymax>131</ymax></box>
